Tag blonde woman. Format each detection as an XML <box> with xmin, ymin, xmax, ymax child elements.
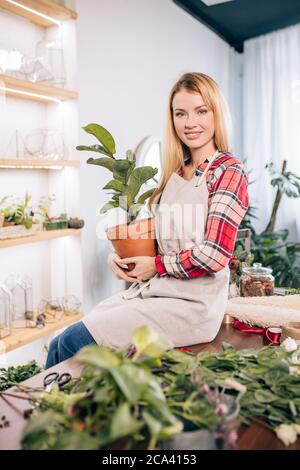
<box><xmin>46</xmin><ymin>72</ymin><xmax>249</xmax><ymax>368</ymax></box>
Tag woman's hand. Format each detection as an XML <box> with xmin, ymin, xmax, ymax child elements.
<box><xmin>119</xmin><ymin>256</ymin><xmax>157</xmax><ymax>282</ymax></box>
<box><xmin>107</xmin><ymin>252</ymin><xmax>141</xmax><ymax>283</ymax></box>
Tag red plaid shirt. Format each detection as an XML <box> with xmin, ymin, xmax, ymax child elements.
<box><xmin>154</xmin><ymin>152</ymin><xmax>249</xmax><ymax>278</ymax></box>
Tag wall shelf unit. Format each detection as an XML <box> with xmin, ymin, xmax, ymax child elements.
<box><xmin>0</xmin><ymin>228</ymin><xmax>81</xmax><ymax>249</ymax></box>
<box><xmin>0</xmin><ymin>311</ymin><xmax>83</xmax><ymax>353</ymax></box>
<box><xmin>0</xmin><ymin>74</ymin><xmax>78</xmax><ymax>103</ymax></box>
<box><xmin>0</xmin><ymin>0</ymin><xmax>77</xmax><ymax>27</ymax></box>
<box><xmin>0</xmin><ymin>158</ymin><xmax>80</xmax><ymax>169</ymax></box>
<box><xmin>0</xmin><ymin>0</ymin><xmax>82</xmax><ymax>365</ymax></box>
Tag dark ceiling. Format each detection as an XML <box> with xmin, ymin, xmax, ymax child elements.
<box><xmin>173</xmin><ymin>0</ymin><xmax>300</xmax><ymax>52</ymax></box>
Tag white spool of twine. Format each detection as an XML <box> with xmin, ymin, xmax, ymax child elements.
<box><xmin>280</xmin><ymin>322</ymin><xmax>300</xmax><ymax>345</ymax></box>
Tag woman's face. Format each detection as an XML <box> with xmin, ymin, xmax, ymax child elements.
<box><xmin>172</xmin><ymin>89</ymin><xmax>215</xmax><ymax>150</ymax></box>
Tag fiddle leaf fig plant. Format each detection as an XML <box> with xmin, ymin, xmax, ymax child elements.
<box><xmin>77</xmin><ymin>123</ymin><xmax>158</xmax><ymax>222</ymax></box>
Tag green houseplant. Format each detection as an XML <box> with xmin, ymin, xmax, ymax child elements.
<box><xmin>234</xmin><ymin>160</ymin><xmax>300</xmax><ymax>288</ymax></box>
<box><xmin>77</xmin><ymin>124</ymin><xmax>159</xmax><ymax>270</ymax></box>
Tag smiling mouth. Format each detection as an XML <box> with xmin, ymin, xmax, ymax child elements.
<box><xmin>185</xmin><ymin>132</ymin><xmax>203</xmax><ymax>138</ymax></box>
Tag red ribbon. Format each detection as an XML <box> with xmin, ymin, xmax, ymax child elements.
<box><xmin>233</xmin><ymin>320</ymin><xmax>281</xmax><ymax>345</ymax></box>
<box><xmin>177</xmin><ymin>347</ymin><xmax>193</xmax><ymax>353</ymax></box>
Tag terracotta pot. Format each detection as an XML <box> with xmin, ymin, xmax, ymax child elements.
<box><xmin>0</xmin><ymin>213</ymin><xmax>3</xmax><ymax>228</ymax></box>
<box><xmin>106</xmin><ymin>217</ymin><xmax>157</xmax><ymax>271</ymax></box>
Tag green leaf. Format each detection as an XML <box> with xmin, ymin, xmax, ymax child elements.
<box><xmin>110</xmin><ymin>403</ymin><xmax>143</xmax><ymax>440</ymax></box>
<box><xmin>137</xmin><ymin>188</ymin><xmax>156</xmax><ymax>204</ymax></box>
<box><xmin>142</xmin><ymin>410</ymin><xmax>163</xmax><ymax>437</ymax></box>
<box><xmin>113</xmin><ymin>160</ymin><xmax>133</xmax><ymax>184</ymax></box>
<box><xmin>76</xmin><ymin>144</ymin><xmax>113</xmax><ymax>158</ymax></box>
<box><xmin>264</xmin><ymin>369</ymin><xmax>288</xmax><ymax>385</ymax></box>
<box><xmin>76</xmin><ymin>345</ymin><xmax>121</xmax><ymax>369</ymax></box>
<box><xmin>87</xmin><ymin>157</ymin><xmax>114</xmax><ymax>172</ymax></box>
<box><xmin>82</xmin><ymin>123</ymin><xmax>116</xmax><ymax>155</ymax></box>
<box><xmin>254</xmin><ymin>389</ymin><xmax>278</xmax><ymax>403</ymax></box>
<box><xmin>103</xmin><ymin>179</ymin><xmax>126</xmax><ymax>192</ymax></box>
<box><xmin>132</xmin><ymin>325</ymin><xmax>173</xmax><ymax>359</ymax></box>
<box><xmin>110</xmin><ymin>368</ymin><xmax>144</xmax><ymax>403</ymax></box>
<box><xmin>127</xmin><ymin>167</ymin><xmax>158</xmax><ymax>200</ymax></box>
<box><xmin>221</xmin><ymin>342</ymin><xmax>236</xmax><ymax>352</ymax></box>
<box><xmin>99</xmin><ymin>200</ymin><xmax>119</xmax><ymax>214</ymax></box>
<box><xmin>126</xmin><ymin>149</ymin><xmax>135</xmax><ymax>162</ymax></box>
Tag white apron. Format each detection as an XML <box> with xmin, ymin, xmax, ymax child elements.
<box><xmin>82</xmin><ymin>151</ymin><xmax>230</xmax><ymax>349</ymax></box>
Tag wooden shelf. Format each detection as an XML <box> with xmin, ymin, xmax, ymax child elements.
<box><xmin>0</xmin><ymin>228</ymin><xmax>81</xmax><ymax>248</ymax></box>
<box><xmin>0</xmin><ymin>158</ymin><xmax>80</xmax><ymax>169</ymax></box>
<box><xmin>0</xmin><ymin>311</ymin><xmax>83</xmax><ymax>353</ymax></box>
<box><xmin>0</xmin><ymin>74</ymin><xmax>78</xmax><ymax>103</ymax></box>
<box><xmin>0</xmin><ymin>0</ymin><xmax>77</xmax><ymax>27</ymax></box>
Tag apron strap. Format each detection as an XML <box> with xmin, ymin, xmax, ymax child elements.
<box><xmin>122</xmin><ymin>273</ymin><xmax>159</xmax><ymax>300</ymax></box>
<box><xmin>194</xmin><ymin>150</ymin><xmax>222</xmax><ymax>187</ymax></box>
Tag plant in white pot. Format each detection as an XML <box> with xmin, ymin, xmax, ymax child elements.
<box><xmin>77</xmin><ymin>124</ymin><xmax>159</xmax><ymax>270</ymax></box>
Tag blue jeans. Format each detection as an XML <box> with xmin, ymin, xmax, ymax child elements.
<box><xmin>45</xmin><ymin>321</ymin><xmax>96</xmax><ymax>369</ymax></box>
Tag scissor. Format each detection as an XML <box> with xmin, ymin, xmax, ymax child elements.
<box><xmin>43</xmin><ymin>372</ymin><xmax>72</xmax><ymax>392</ymax></box>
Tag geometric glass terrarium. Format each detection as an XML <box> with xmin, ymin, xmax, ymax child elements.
<box><xmin>0</xmin><ymin>284</ymin><xmax>12</xmax><ymax>339</ymax></box>
<box><xmin>61</xmin><ymin>295</ymin><xmax>82</xmax><ymax>315</ymax></box>
<box><xmin>4</xmin><ymin>274</ymin><xmax>35</xmax><ymax>328</ymax></box>
<box><xmin>37</xmin><ymin>297</ymin><xmax>64</xmax><ymax>323</ymax></box>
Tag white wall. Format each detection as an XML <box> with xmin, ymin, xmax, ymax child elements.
<box><xmin>77</xmin><ymin>0</ymin><xmax>235</xmax><ymax>314</ymax></box>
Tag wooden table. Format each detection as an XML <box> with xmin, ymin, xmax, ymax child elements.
<box><xmin>0</xmin><ymin>322</ymin><xmax>299</xmax><ymax>450</ymax></box>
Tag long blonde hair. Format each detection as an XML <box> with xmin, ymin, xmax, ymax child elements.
<box><xmin>147</xmin><ymin>72</ymin><xmax>232</xmax><ymax>214</ymax></box>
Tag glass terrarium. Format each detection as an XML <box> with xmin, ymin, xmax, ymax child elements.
<box><xmin>24</xmin><ymin>128</ymin><xmax>66</xmax><ymax>161</ymax></box>
<box><xmin>38</xmin><ymin>298</ymin><xmax>64</xmax><ymax>323</ymax></box>
<box><xmin>61</xmin><ymin>295</ymin><xmax>82</xmax><ymax>315</ymax></box>
<box><xmin>0</xmin><ymin>285</ymin><xmax>12</xmax><ymax>339</ymax></box>
<box><xmin>4</xmin><ymin>274</ymin><xmax>35</xmax><ymax>328</ymax></box>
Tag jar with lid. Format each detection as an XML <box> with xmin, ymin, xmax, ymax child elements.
<box><xmin>239</xmin><ymin>263</ymin><xmax>274</xmax><ymax>297</ymax></box>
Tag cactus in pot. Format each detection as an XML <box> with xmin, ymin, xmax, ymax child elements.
<box><xmin>77</xmin><ymin>123</ymin><xmax>159</xmax><ymax>270</ymax></box>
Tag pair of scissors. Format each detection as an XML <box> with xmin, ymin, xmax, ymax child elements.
<box><xmin>43</xmin><ymin>372</ymin><xmax>72</xmax><ymax>392</ymax></box>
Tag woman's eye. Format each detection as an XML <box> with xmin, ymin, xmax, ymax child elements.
<box><xmin>199</xmin><ymin>109</ymin><xmax>207</xmax><ymax>114</ymax></box>
<box><xmin>175</xmin><ymin>112</ymin><xmax>184</xmax><ymax>117</ymax></box>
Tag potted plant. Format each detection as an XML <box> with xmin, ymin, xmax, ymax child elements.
<box><xmin>0</xmin><ymin>193</ymin><xmax>41</xmax><ymax>240</ymax></box>
<box><xmin>68</xmin><ymin>217</ymin><xmax>85</xmax><ymax>229</ymax></box>
<box><xmin>77</xmin><ymin>123</ymin><xmax>158</xmax><ymax>270</ymax></box>
<box><xmin>36</xmin><ymin>195</ymin><xmax>69</xmax><ymax>231</ymax></box>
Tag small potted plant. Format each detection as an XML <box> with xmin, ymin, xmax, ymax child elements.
<box><xmin>68</xmin><ymin>217</ymin><xmax>85</xmax><ymax>229</ymax></box>
<box><xmin>36</xmin><ymin>195</ymin><xmax>69</xmax><ymax>231</ymax></box>
<box><xmin>43</xmin><ymin>214</ymin><xmax>69</xmax><ymax>231</ymax></box>
<box><xmin>0</xmin><ymin>193</ymin><xmax>41</xmax><ymax>239</ymax></box>
<box><xmin>77</xmin><ymin>123</ymin><xmax>159</xmax><ymax>270</ymax></box>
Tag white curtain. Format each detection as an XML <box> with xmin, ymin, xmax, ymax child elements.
<box><xmin>242</xmin><ymin>24</ymin><xmax>300</xmax><ymax>241</ymax></box>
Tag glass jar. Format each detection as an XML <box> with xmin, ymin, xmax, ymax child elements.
<box><xmin>240</xmin><ymin>263</ymin><xmax>274</xmax><ymax>297</ymax></box>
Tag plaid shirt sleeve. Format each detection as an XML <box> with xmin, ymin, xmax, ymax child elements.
<box><xmin>154</xmin><ymin>159</ymin><xmax>249</xmax><ymax>278</ymax></box>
